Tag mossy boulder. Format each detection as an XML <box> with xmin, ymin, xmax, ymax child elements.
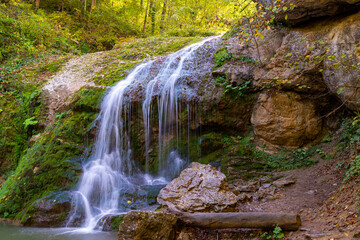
<box><xmin>21</xmin><ymin>191</ymin><xmax>72</xmax><ymax>227</ymax></box>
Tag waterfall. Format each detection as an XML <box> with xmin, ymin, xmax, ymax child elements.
<box><xmin>67</xmin><ymin>36</ymin><xmax>219</xmax><ymax>230</ymax></box>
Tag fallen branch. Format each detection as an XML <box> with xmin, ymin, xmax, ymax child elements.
<box><xmin>169</xmin><ymin>209</ymin><xmax>301</xmax><ymax>231</ymax></box>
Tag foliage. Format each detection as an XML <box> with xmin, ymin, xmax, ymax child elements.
<box><xmin>261</xmin><ymin>226</ymin><xmax>284</xmax><ymax>239</ymax></box>
<box><xmin>196</xmin><ymin>132</ymin><xmax>319</xmax><ymax>177</ymax></box>
<box><xmin>229</xmin><ymin>0</ymin><xmax>295</xmax><ymax>64</ymax></box>
<box><xmin>214</xmin><ymin>47</ymin><xmax>232</xmax><ymax>67</ymax></box>
<box><xmin>236</xmin><ymin>54</ymin><xmax>256</xmax><ymax>64</ymax></box>
<box><xmin>215</xmin><ymin>76</ymin><xmax>251</xmax><ymax>99</ymax></box>
<box><xmin>0</xmin><ymin>3</ymin><xmax>78</xmax><ymax>64</ymax></box>
<box><xmin>0</xmin><ymin>108</ymin><xmax>98</xmax><ymax>218</ymax></box>
<box><xmin>339</xmin><ymin>116</ymin><xmax>360</xmax><ymax>182</ymax></box>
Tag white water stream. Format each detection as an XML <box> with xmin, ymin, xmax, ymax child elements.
<box><xmin>67</xmin><ymin>36</ymin><xmax>219</xmax><ymax>231</ymax></box>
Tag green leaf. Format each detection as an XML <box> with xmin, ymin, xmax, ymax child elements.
<box><xmin>337</xmin><ymin>87</ymin><xmax>344</xmax><ymax>95</ymax></box>
<box><xmin>23</xmin><ymin>117</ymin><xmax>38</xmax><ymax>128</ymax></box>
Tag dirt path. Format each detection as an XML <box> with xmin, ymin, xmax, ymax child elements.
<box><xmin>241</xmin><ymin>152</ymin><xmax>360</xmax><ymax>239</ymax></box>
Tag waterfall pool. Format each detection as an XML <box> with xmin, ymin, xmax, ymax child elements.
<box><xmin>0</xmin><ymin>223</ymin><xmax>117</xmax><ymax>240</ymax></box>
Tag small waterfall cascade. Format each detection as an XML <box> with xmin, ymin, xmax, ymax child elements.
<box><xmin>67</xmin><ymin>36</ymin><xmax>220</xmax><ymax>231</ymax></box>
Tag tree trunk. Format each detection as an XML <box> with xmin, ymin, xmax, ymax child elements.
<box><xmin>35</xmin><ymin>0</ymin><xmax>40</xmax><ymax>9</ymax></box>
<box><xmin>150</xmin><ymin>0</ymin><xmax>156</xmax><ymax>34</ymax></box>
<box><xmin>159</xmin><ymin>0</ymin><xmax>167</xmax><ymax>31</ymax></box>
<box><xmin>84</xmin><ymin>0</ymin><xmax>87</xmax><ymax>14</ymax></box>
<box><xmin>91</xmin><ymin>0</ymin><xmax>96</xmax><ymax>11</ymax></box>
<box><xmin>142</xmin><ymin>0</ymin><xmax>150</xmax><ymax>33</ymax></box>
<box><xmin>59</xmin><ymin>0</ymin><xmax>65</xmax><ymax>11</ymax></box>
<box><xmin>173</xmin><ymin>212</ymin><xmax>301</xmax><ymax>231</ymax></box>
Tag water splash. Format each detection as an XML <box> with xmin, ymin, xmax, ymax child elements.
<box><xmin>68</xmin><ymin>36</ymin><xmax>220</xmax><ymax>230</ymax></box>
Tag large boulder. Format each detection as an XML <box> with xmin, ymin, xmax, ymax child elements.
<box><xmin>118</xmin><ymin>211</ymin><xmax>177</xmax><ymax>240</ymax></box>
<box><xmin>276</xmin><ymin>0</ymin><xmax>360</xmax><ymax>25</ymax></box>
<box><xmin>22</xmin><ymin>191</ymin><xmax>72</xmax><ymax>227</ymax></box>
<box><xmin>157</xmin><ymin>162</ymin><xmax>238</xmax><ymax>212</ymax></box>
<box><xmin>251</xmin><ymin>91</ymin><xmax>323</xmax><ymax>148</ymax></box>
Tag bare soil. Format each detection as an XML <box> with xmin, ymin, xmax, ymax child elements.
<box><xmin>182</xmin><ymin>140</ymin><xmax>360</xmax><ymax>239</ymax></box>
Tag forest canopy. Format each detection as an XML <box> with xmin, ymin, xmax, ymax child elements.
<box><xmin>0</xmin><ymin>0</ymin><xmax>255</xmax><ymax>57</ymax></box>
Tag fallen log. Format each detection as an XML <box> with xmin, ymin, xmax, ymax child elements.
<box><xmin>172</xmin><ymin>212</ymin><xmax>301</xmax><ymax>231</ymax></box>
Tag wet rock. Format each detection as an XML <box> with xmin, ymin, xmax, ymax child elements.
<box><xmin>101</xmin><ymin>214</ymin><xmax>125</xmax><ymax>231</ymax></box>
<box><xmin>251</xmin><ymin>91</ymin><xmax>323</xmax><ymax>148</ymax></box>
<box><xmin>118</xmin><ymin>211</ymin><xmax>177</xmax><ymax>240</ymax></box>
<box><xmin>157</xmin><ymin>162</ymin><xmax>239</xmax><ymax>212</ymax></box>
<box><xmin>117</xmin><ymin>184</ymin><xmax>166</xmax><ymax>210</ymax></box>
<box><xmin>199</xmin><ymin>133</ymin><xmax>225</xmax><ymax>155</ymax></box>
<box><xmin>23</xmin><ymin>191</ymin><xmax>72</xmax><ymax>227</ymax></box>
<box><xmin>272</xmin><ymin>177</ymin><xmax>297</xmax><ymax>188</ymax></box>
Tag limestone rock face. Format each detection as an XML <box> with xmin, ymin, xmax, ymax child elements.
<box><xmin>276</xmin><ymin>0</ymin><xmax>360</xmax><ymax>25</ymax></box>
<box><xmin>251</xmin><ymin>91</ymin><xmax>323</xmax><ymax>147</ymax></box>
<box><xmin>42</xmin><ymin>52</ymin><xmax>108</xmax><ymax>123</ymax></box>
<box><xmin>264</xmin><ymin>12</ymin><xmax>360</xmax><ymax>112</ymax></box>
<box><xmin>323</xmin><ymin>12</ymin><xmax>360</xmax><ymax>111</ymax></box>
<box><xmin>118</xmin><ymin>211</ymin><xmax>177</xmax><ymax>240</ymax></box>
<box><xmin>157</xmin><ymin>162</ymin><xmax>238</xmax><ymax>212</ymax></box>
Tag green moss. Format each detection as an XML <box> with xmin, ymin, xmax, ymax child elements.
<box><xmin>113</xmin><ymin>36</ymin><xmax>202</xmax><ymax>59</ymax></box>
<box><xmin>110</xmin><ymin>215</ymin><xmax>125</xmax><ymax>231</ymax></box>
<box><xmin>0</xmin><ymin>103</ymin><xmax>97</xmax><ymax>218</ymax></box>
<box><xmin>38</xmin><ymin>57</ymin><xmax>70</xmax><ymax>74</ymax></box>
<box><xmin>93</xmin><ymin>62</ymin><xmax>138</xmax><ymax>86</ymax></box>
<box><xmin>71</xmin><ymin>87</ymin><xmax>107</xmax><ymax>112</ymax></box>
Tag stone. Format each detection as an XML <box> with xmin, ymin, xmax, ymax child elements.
<box><xmin>276</xmin><ymin>0</ymin><xmax>360</xmax><ymax>26</ymax></box>
<box><xmin>238</xmin><ymin>193</ymin><xmax>253</xmax><ymax>203</ymax></box>
<box><xmin>157</xmin><ymin>162</ymin><xmax>239</xmax><ymax>212</ymax></box>
<box><xmin>23</xmin><ymin>191</ymin><xmax>72</xmax><ymax>227</ymax></box>
<box><xmin>251</xmin><ymin>91</ymin><xmax>323</xmax><ymax>148</ymax></box>
<box><xmin>176</xmin><ymin>231</ymin><xmax>196</xmax><ymax>240</ymax></box>
<box><xmin>272</xmin><ymin>177</ymin><xmax>297</xmax><ymax>188</ymax></box>
<box><xmin>257</xmin><ymin>185</ymin><xmax>277</xmax><ymax>200</ymax></box>
<box><xmin>118</xmin><ymin>211</ymin><xmax>177</xmax><ymax>240</ymax></box>
<box><xmin>212</xmin><ymin>62</ymin><xmax>255</xmax><ymax>86</ymax></box>
<box><xmin>238</xmin><ymin>181</ymin><xmax>260</xmax><ymax>193</ymax></box>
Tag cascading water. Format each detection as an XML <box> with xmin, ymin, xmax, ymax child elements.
<box><xmin>68</xmin><ymin>36</ymin><xmax>220</xmax><ymax>231</ymax></box>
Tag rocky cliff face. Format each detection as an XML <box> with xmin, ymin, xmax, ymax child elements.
<box><xmin>219</xmin><ymin>0</ymin><xmax>360</xmax><ymax>148</ymax></box>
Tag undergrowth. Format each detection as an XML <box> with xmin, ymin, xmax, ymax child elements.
<box><xmin>338</xmin><ymin>116</ymin><xmax>360</xmax><ymax>182</ymax></box>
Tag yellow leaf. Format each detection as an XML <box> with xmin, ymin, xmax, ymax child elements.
<box><xmin>258</xmin><ymin>32</ymin><xmax>264</xmax><ymax>39</ymax></box>
<box><xmin>266</xmin><ymin>26</ymin><xmax>271</xmax><ymax>30</ymax></box>
<box><xmin>306</xmin><ymin>55</ymin><xmax>311</xmax><ymax>58</ymax></box>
